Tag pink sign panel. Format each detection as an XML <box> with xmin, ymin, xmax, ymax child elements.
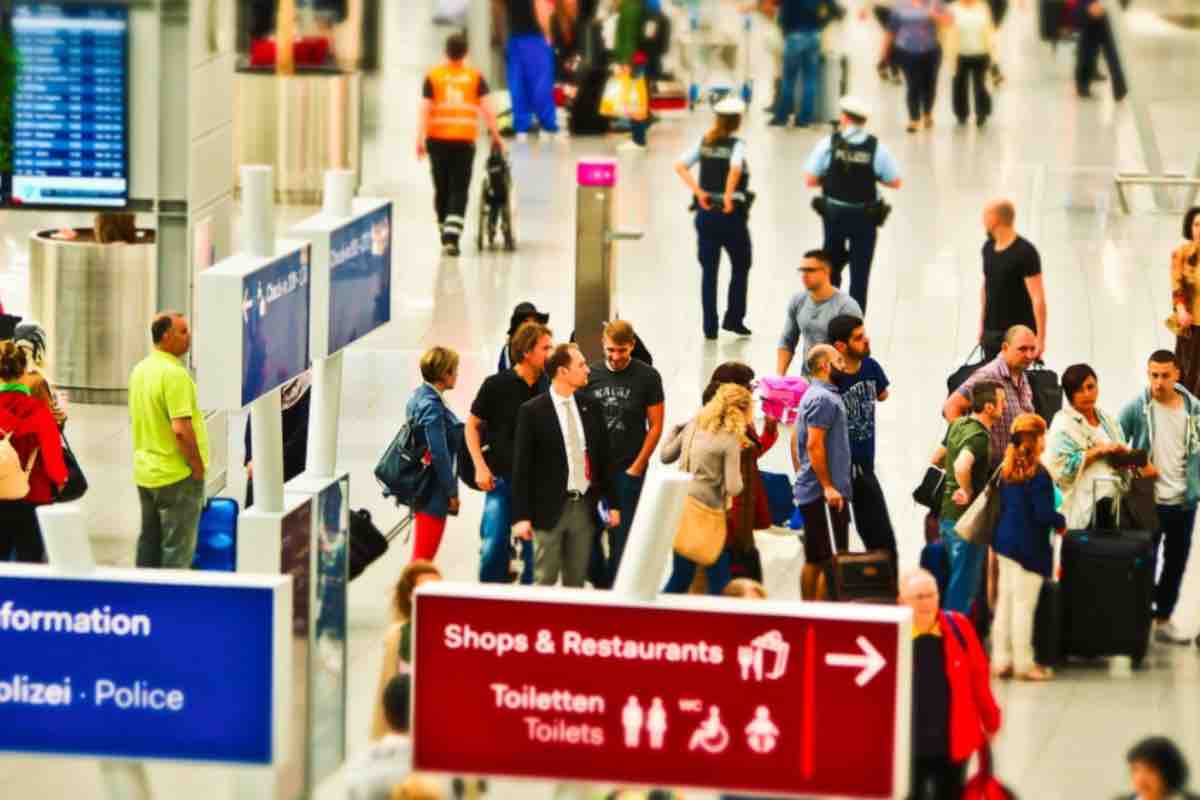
<box><xmin>577</xmin><ymin>158</ymin><xmax>617</xmax><ymax>187</ymax></box>
<box><xmin>413</xmin><ymin>585</ymin><xmax>912</xmax><ymax>799</ymax></box>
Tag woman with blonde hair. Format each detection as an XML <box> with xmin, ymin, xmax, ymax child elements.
<box><xmin>660</xmin><ymin>383</ymin><xmax>752</xmax><ymax>594</ymax></box>
<box><xmin>992</xmin><ymin>413</ymin><xmax>1065</xmax><ymax>682</ymax></box>
<box><xmin>404</xmin><ymin>346</ymin><xmax>464</xmax><ymax>563</ymax></box>
<box><xmin>672</xmin><ymin>96</ymin><xmax>754</xmax><ymax>340</ymax></box>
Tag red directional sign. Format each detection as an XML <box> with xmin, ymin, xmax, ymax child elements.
<box><xmin>412</xmin><ymin>585</ymin><xmax>912</xmax><ymax>799</ymax></box>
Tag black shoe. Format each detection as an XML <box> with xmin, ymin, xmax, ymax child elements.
<box><xmin>722</xmin><ymin>323</ymin><xmax>753</xmax><ymax>336</ymax></box>
<box><xmin>793</xmin><ymin>121</ymin><xmax>811</xmax><ymax>129</ymax></box>
<box><xmin>767</xmin><ymin>118</ymin><xmax>788</xmax><ymax>127</ymax></box>
<box><xmin>1115</xmin><ymin>88</ymin><xmax>1128</xmax><ymax>102</ymax></box>
<box><xmin>956</xmin><ymin>116</ymin><xmax>968</xmax><ymax>126</ymax></box>
<box><xmin>704</xmin><ymin>331</ymin><xmax>718</xmax><ymax>341</ymax></box>
<box><xmin>1077</xmin><ymin>90</ymin><xmax>1093</xmax><ymax>99</ymax></box>
<box><xmin>977</xmin><ymin>115</ymin><xmax>988</xmax><ymax>128</ymax></box>
<box><xmin>443</xmin><ymin>241</ymin><xmax>460</xmax><ymax>257</ymax></box>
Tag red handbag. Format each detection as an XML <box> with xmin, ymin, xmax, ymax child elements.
<box><xmin>962</xmin><ymin>747</ymin><xmax>1016</xmax><ymax>800</ymax></box>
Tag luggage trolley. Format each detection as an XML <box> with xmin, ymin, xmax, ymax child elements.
<box><xmin>676</xmin><ymin>0</ymin><xmax>753</xmax><ymax>109</ymax></box>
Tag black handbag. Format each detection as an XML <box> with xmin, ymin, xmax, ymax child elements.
<box><xmin>55</xmin><ymin>432</ymin><xmax>87</xmax><ymax>502</ymax></box>
<box><xmin>947</xmin><ymin>345</ymin><xmax>987</xmax><ymax>396</ymax></box>
<box><xmin>1027</xmin><ymin>360</ymin><xmax>1063</xmax><ymax>424</ymax></box>
<box><xmin>374</xmin><ymin>422</ymin><xmax>433</xmax><ymax>507</ymax></box>
<box><xmin>912</xmin><ymin>465</ymin><xmax>946</xmax><ymax>510</ymax></box>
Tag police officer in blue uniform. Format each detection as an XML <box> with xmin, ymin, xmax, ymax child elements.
<box><xmin>673</xmin><ymin>96</ymin><xmax>755</xmax><ymax>341</ymax></box>
<box><xmin>804</xmin><ymin>96</ymin><xmax>902</xmax><ymax>312</ymax></box>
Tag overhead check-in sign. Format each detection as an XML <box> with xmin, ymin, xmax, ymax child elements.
<box><xmin>412</xmin><ymin>585</ymin><xmax>912</xmax><ymax>799</ymax></box>
<box><xmin>0</xmin><ymin>564</ymin><xmax>291</xmax><ymax>765</ymax></box>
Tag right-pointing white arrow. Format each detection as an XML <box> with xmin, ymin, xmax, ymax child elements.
<box><xmin>824</xmin><ymin>636</ymin><xmax>887</xmax><ymax>687</ymax></box>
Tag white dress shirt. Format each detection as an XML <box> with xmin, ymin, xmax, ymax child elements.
<box><xmin>550</xmin><ymin>386</ymin><xmax>590</xmax><ymax>493</ymax></box>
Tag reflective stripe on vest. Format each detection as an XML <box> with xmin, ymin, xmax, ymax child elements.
<box><xmin>428</xmin><ymin>63</ymin><xmax>482</xmax><ymax>142</ymax></box>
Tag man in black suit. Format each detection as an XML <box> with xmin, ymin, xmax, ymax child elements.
<box><xmin>512</xmin><ymin>343</ymin><xmax>619</xmax><ymax>587</ymax></box>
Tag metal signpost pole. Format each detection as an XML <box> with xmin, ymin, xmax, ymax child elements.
<box><xmin>575</xmin><ymin>159</ymin><xmax>643</xmax><ymax>364</ymax></box>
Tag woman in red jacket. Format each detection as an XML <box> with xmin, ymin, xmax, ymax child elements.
<box><xmin>0</xmin><ymin>341</ymin><xmax>67</xmax><ymax>562</ymax></box>
<box><xmin>901</xmin><ymin>567</ymin><xmax>1002</xmax><ymax>800</ymax></box>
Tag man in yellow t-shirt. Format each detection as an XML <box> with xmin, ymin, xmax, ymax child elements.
<box><xmin>128</xmin><ymin>312</ymin><xmax>209</xmax><ymax>568</ymax></box>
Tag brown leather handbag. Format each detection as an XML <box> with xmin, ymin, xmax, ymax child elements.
<box><xmin>672</xmin><ymin>425</ymin><xmax>727</xmax><ymax>566</ymax></box>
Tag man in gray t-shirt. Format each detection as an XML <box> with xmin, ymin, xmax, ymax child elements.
<box><xmin>777</xmin><ymin>250</ymin><xmax>864</xmax><ymax>376</ymax></box>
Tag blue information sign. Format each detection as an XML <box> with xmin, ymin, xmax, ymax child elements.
<box><xmin>328</xmin><ymin>204</ymin><xmax>392</xmax><ymax>354</ymax></box>
<box><xmin>0</xmin><ymin>574</ymin><xmax>276</xmax><ymax>763</ymax></box>
<box><xmin>242</xmin><ymin>246</ymin><xmax>312</xmax><ymax>407</ymax></box>
<box><xmin>9</xmin><ymin>3</ymin><xmax>129</xmax><ymax>208</ymax></box>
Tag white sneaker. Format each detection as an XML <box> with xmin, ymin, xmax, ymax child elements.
<box><xmin>515</xmin><ymin>132</ymin><xmax>529</xmax><ymax>143</ymax></box>
<box><xmin>617</xmin><ymin>140</ymin><xmax>643</xmax><ymax>153</ymax></box>
<box><xmin>553</xmin><ymin>130</ymin><xmax>570</xmax><ymax>144</ymax></box>
<box><xmin>1155</xmin><ymin>620</ymin><xmax>1191</xmax><ymax>645</ymax></box>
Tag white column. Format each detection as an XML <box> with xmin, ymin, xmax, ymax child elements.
<box><xmin>306</xmin><ymin>350</ymin><xmax>343</xmax><ymax>479</ymax></box>
<box><xmin>241</xmin><ymin>165</ymin><xmax>275</xmax><ymax>258</ymax></box>
<box><xmin>611</xmin><ymin>472</ymin><xmax>694</xmax><ymax>601</ymax></box>
<box><xmin>322</xmin><ymin>169</ymin><xmax>355</xmax><ymax>217</ymax></box>
<box><xmin>250</xmin><ymin>388</ymin><xmax>285</xmax><ymax>513</ymax></box>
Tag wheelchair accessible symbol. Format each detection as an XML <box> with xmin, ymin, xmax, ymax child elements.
<box><xmin>688</xmin><ymin>706</ymin><xmax>730</xmax><ymax>754</ymax></box>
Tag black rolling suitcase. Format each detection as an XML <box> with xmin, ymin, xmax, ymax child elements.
<box><xmin>1060</xmin><ymin>483</ymin><xmax>1154</xmax><ymax>668</ymax></box>
<box><xmin>819</xmin><ymin>504</ymin><xmax>897</xmax><ymax>603</ymax></box>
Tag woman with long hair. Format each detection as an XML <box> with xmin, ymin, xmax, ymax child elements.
<box><xmin>673</xmin><ymin>96</ymin><xmax>754</xmax><ymax>340</ymax></box>
<box><xmin>660</xmin><ymin>383</ymin><xmax>752</xmax><ymax>594</ymax></box>
<box><xmin>1169</xmin><ymin>206</ymin><xmax>1200</xmax><ymax>395</ymax></box>
<box><xmin>992</xmin><ymin>414</ymin><xmax>1065</xmax><ymax>681</ymax></box>
<box><xmin>370</xmin><ymin>560</ymin><xmax>443</xmax><ymax>740</ymax></box>
<box><xmin>0</xmin><ymin>341</ymin><xmax>67</xmax><ymax>562</ymax></box>
<box><xmin>702</xmin><ymin>362</ymin><xmax>779</xmax><ymax>584</ymax></box>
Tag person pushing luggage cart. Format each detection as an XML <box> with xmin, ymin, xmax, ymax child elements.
<box><xmin>416</xmin><ymin>33</ymin><xmax>505</xmax><ymax>257</ymax></box>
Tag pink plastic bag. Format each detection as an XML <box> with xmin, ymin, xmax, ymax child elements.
<box><xmin>757</xmin><ymin>376</ymin><xmax>809</xmax><ymax>425</ymax></box>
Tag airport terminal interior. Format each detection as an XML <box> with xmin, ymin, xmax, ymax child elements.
<box><xmin>4</xmin><ymin>0</ymin><xmax>1200</xmax><ymax>798</ymax></box>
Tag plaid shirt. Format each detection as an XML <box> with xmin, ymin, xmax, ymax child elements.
<box><xmin>957</xmin><ymin>356</ymin><xmax>1034</xmax><ymax>467</ymax></box>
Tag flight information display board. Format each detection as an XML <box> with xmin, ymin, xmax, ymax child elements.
<box><xmin>8</xmin><ymin>3</ymin><xmax>129</xmax><ymax>208</ymax></box>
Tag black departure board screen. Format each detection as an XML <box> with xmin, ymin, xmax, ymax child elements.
<box><xmin>9</xmin><ymin>3</ymin><xmax>128</xmax><ymax>208</ymax></box>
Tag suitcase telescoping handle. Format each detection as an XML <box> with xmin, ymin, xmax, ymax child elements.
<box><xmin>823</xmin><ymin>495</ymin><xmax>857</xmax><ymax>558</ymax></box>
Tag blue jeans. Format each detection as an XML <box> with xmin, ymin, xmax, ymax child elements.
<box><xmin>663</xmin><ymin>551</ymin><xmax>732</xmax><ymax>595</ymax></box>
<box><xmin>506</xmin><ymin>34</ymin><xmax>558</xmax><ymax>134</ymax></box>
<box><xmin>941</xmin><ymin>518</ymin><xmax>985</xmax><ymax>614</ymax></box>
<box><xmin>774</xmin><ymin>30</ymin><xmax>821</xmax><ymax>124</ymax></box>
<box><xmin>589</xmin><ymin>471</ymin><xmax>646</xmax><ymax>589</ymax></box>
<box><xmin>1154</xmin><ymin>503</ymin><xmax>1196</xmax><ymax>620</ymax></box>
<box><xmin>695</xmin><ymin>209</ymin><xmax>751</xmax><ymax>337</ymax></box>
<box><xmin>478</xmin><ymin>479</ymin><xmax>533</xmax><ymax>584</ymax></box>
<box><xmin>822</xmin><ymin>203</ymin><xmax>879</xmax><ymax>311</ymax></box>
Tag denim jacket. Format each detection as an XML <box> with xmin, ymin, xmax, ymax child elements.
<box><xmin>1117</xmin><ymin>384</ymin><xmax>1200</xmax><ymax>509</ymax></box>
<box><xmin>405</xmin><ymin>383</ymin><xmax>463</xmax><ymax>518</ymax></box>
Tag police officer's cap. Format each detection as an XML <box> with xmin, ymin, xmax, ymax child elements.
<box><xmin>714</xmin><ymin>96</ymin><xmax>746</xmax><ymax>116</ymax></box>
<box><xmin>839</xmin><ymin>95</ymin><xmax>871</xmax><ymax>120</ymax></box>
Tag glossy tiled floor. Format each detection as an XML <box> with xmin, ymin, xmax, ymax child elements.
<box><xmin>4</xmin><ymin>1</ymin><xmax>1200</xmax><ymax>798</ymax></box>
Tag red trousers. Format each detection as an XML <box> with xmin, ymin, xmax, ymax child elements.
<box><xmin>412</xmin><ymin>512</ymin><xmax>448</xmax><ymax>562</ymax></box>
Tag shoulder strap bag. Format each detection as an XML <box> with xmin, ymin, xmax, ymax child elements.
<box><xmin>672</xmin><ymin>423</ymin><xmax>727</xmax><ymax>567</ymax></box>
<box><xmin>953</xmin><ymin>467</ymin><xmax>1003</xmax><ymax>546</ymax></box>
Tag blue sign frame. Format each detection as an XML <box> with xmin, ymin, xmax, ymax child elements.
<box><xmin>328</xmin><ymin>203</ymin><xmax>392</xmax><ymax>354</ymax></box>
<box><xmin>241</xmin><ymin>245</ymin><xmax>312</xmax><ymax>407</ymax></box>
<box><xmin>0</xmin><ymin>574</ymin><xmax>276</xmax><ymax>764</ymax></box>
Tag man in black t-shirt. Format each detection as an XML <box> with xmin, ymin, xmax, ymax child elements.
<box><xmin>466</xmin><ymin>321</ymin><xmax>553</xmax><ymax>583</ymax></box>
<box><xmin>579</xmin><ymin>320</ymin><xmax>665</xmax><ymax>589</ymax></box>
<box><xmin>980</xmin><ymin>199</ymin><xmax>1046</xmax><ymax>361</ymax></box>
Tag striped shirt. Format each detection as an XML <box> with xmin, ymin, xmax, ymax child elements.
<box><xmin>956</xmin><ymin>356</ymin><xmax>1034</xmax><ymax>468</ymax></box>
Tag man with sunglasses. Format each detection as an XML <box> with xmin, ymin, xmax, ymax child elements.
<box><xmin>777</xmin><ymin>250</ymin><xmax>863</xmax><ymax>377</ymax></box>
<box><xmin>580</xmin><ymin>320</ymin><xmax>665</xmax><ymax>588</ymax></box>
